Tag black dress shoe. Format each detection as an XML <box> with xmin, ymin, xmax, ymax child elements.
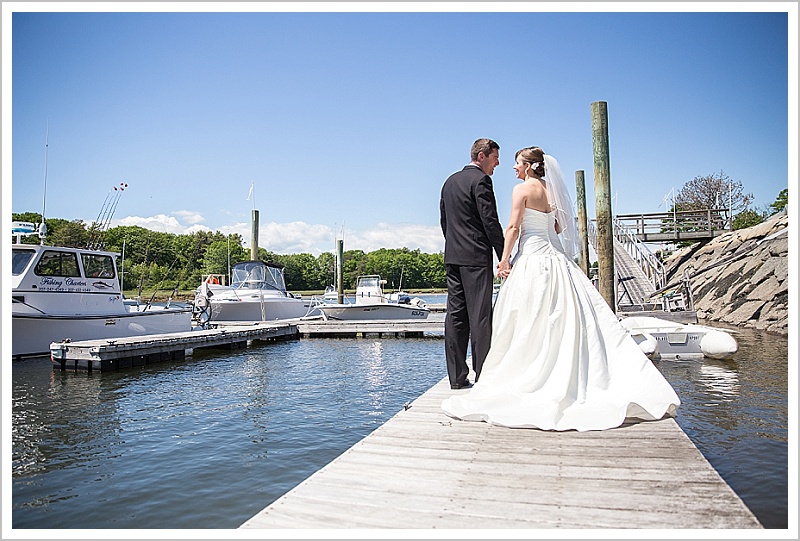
<box><xmin>450</xmin><ymin>380</ymin><xmax>472</xmax><ymax>389</ymax></box>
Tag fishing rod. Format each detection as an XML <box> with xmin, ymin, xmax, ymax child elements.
<box><xmin>142</xmin><ymin>247</ymin><xmax>186</xmax><ymax>311</ymax></box>
<box><xmin>88</xmin><ymin>185</ymin><xmax>117</xmax><ymax>248</ymax></box>
<box><xmin>137</xmin><ymin>233</ymin><xmax>151</xmax><ymax>305</ymax></box>
<box><xmin>165</xmin><ymin>236</ymin><xmax>203</xmax><ymax>308</ymax></box>
<box><xmin>90</xmin><ymin>187</ymin><xmax>116</xmax><ymax>241</ymax></box>
<box><xmin>101</xmin><ymin>182</ymin><xmax>128</xmax><ymax>234</ymax></box>
<box><xmin>89</xmin><ymin>182</ymin><xmax>128</xmax><ymax>249</ymax></box>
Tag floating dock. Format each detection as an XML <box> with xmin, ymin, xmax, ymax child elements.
<box><xmin>619</xmin><ymin>309</ymin><xmax>698</xmax><ymax>324</ymax></box>
<box><xmin>297</xmin><ymin>318</ymin><xmax>444</xmax><ymax>338</ymax></box>
<box><xmin>48</xmin><ymin>319</ymin><xmax>445</xmax><ymax>371</ymax></box>
<box><xmin>49</xmin><ymin>323</ymin><xmax>297</xmax><ymax>372</ymax></box>
<box><xmin>240</xmin><ymin>376</ymin><xmax>762</xmax><ymax>529</ymax></box>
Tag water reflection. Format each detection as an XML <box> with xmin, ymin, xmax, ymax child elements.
<box><xmin>654</xmin><ymin>323</ymin><xmax>788</xmax><ymax>529</ymax></box>
<box><xmin>13</xmin><ymin>365</ymin><xmax>123</xmax><ymax>479</ymax></box>
<box><xmin>698</xmin><ymin>360</ymin><xmax>740</xmax><ymax>401</ymax></box>
<box><xmin>12</xmin><ymin>339</ymin><xmax>446</xmax><ymax>529</ymax></box>
<box><xmin>11</xmin><ymin>319</ymin><xmax>788</xmax><ymax>529</ymax></box>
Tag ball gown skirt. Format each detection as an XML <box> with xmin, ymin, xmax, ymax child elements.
<box><xmin>441</xmin><ymin>209</ymin><xmax>680</xmax><ymax>432</ymax></box>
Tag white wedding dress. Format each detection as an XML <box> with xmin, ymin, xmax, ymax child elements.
<box><xmin>441</xmin><ymin>208</ymin><xmax>680</xmax><ymax>432</ymax></box>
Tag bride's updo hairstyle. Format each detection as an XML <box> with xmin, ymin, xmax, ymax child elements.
<box><xmin>515</xmin><ymin>146</ymin><xmax>546</xmax><ymax>177</ymax></box>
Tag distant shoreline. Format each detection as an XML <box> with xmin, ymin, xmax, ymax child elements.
<box><xmin>124</xmin><ymin>288</ymin><xmax>449</xmax><ymax>303</ymax></box>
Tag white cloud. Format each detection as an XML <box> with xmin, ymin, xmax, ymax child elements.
<box><xmin>116</xmin><ymin>214</ymin><xmax>207</xmax><ymax>235</ymax></box>
<box><xmin>172</xmin><ymin>210</ymin><xmax>206</xmax><ymax>226</ymax></box>
<box><xmin>113</xmin><ymin>213</ymin><xmax>444</xmax><ymax>256</ymax></box>
<box><xmin>345</xmin><ymin>223</ymin><xmax>444</xmax><ymax>254</ymax></box>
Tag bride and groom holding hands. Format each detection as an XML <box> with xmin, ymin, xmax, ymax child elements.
<box><xmin>439</xmin><ymin>138</ymin><xmax>680</xmax><ymax>432</ymax></box>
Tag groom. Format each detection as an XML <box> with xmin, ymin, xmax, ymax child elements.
<box><xmin>439</xmin><ymin>138</ymin><xmax>505</xmax><ymax>389</ymax></box>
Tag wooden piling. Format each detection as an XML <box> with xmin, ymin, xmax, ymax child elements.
<box><xmin>251</xmin><ymin>209</ymin><xmax>260</xmax><ymax>261</ymax></box>
<box><xmin>336</xmin><ymin>239</ymin><xmax>344</xmax><ymax>304</ymax></box>
<box><xmin>575</xmin><ymin>169</ymin><xmax>590</xmax><ymax>276</ymax></box>
<box><xmin>591</xmin><ymin>101</ymin><xmax>616</xmax><ymax>311</ymax></box>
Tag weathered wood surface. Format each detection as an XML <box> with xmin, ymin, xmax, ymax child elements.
<box><xmin>296</xmin><ymin>319</ymin><xmax>444</xmax><ymax>337</ymax></box>
<box><xmin>49</xmin><ymin>323</ymin><xmax>297</xmax><ymax>370</ymax></box>
<box><xmin>240</xmin><ymin>376</ymin><xmax>762</xmax><ymax>529</ymax></box>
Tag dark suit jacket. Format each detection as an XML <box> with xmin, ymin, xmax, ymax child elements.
<box><xmin>440</xmin><ymin>164</ymin><xmax>505</xmax><ymax>266</ymax></box>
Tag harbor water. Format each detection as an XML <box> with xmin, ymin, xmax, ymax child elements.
<box><xmin>10</xmin><ymin>296</ymin><xmax>789</xmax><ymax>530</ymax></box>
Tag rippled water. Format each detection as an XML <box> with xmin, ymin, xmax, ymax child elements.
<box><xmin>656</xmin><ymin>323</ymin><xmax>789</xmax><ymax>530</ymax></box>
<box><xmin>10</xmin><ymin>306</ymin><xmax>788</xmax><ymax>530</ymax></box>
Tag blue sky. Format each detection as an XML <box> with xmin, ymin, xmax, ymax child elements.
<box><xmin>4</xmin><ymin>3</ymin><xmax>796</xmax><ymax>256</ymax></box>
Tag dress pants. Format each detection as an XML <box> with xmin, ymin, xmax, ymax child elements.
<box><xmin>445</xmin><ymin>263</ymin><xmax>494</xmax><ymax>386</ymax></box>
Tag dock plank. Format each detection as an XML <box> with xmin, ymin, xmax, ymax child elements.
<box><xmin>240</xmin><ymin>376</ymin><xmax>762</xmax><ymax>530</ymax></box>
<box><xmin>50</xmin><ymin>322</ymin><xmax>298</xmax><ymax>371</ymax></box>
<box><xmin>296</xmin><ymin>318</ymin><xmax>444</xmax><ymax>337</ymax></box>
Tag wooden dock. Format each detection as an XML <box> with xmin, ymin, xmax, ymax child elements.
<box><xmin>240</xmin><ymin>376</ymin><xmax>762</xmax><ymax>529</ymax></box>
<box><xmin>47</xmin><ymin>319</ymin><xmax>445</xmax><ymax>371</ymax></box>
<box><xmin>49</xmin><ymin>322</ymin><xmax>297</xmax><ymax>372</ymax></box>
<box><xmin>297</xmin><ymin>318</ymin><xmax>444</xmax><ymax>338</ymax></box>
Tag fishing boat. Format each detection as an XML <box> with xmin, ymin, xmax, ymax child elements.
<box><xmin>620</xmin><ymin>315</ymin><xmax>739</xmax><ymax>360</ymax></box>
<box><xmin>316</xmin><ymin>275</ymin><xmax>430</xmax><ymax>321</ymax></box>
<box><xmin>12</xmin><ymin>236</ymin><xmax>192</xmax><ymax>358</ymax></box>
<box><xmin>193</xmin><ymin>260</ymin><xmax>321</xmax><ymax>324</ymax></box>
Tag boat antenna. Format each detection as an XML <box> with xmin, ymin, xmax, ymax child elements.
<box><xmin>39</xmin><ymin>118</ymin><xmax>50</xmax><ymax>245</ymax></box>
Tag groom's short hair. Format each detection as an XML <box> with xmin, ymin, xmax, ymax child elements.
<box><xmin>471</xmin><ymin>138</ymin><xmax>499</xmax><ymax>161</ymax></box>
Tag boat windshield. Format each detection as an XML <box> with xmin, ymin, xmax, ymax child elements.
<box><xmin>34</xmin><ymin>250</ymin><xmax>81</xmax><ymax>277</ymax></box>
<box><xmin>12</xmin><ymin>248</ymin><xmax>36</xmax><ymax>276</ymax></box>
<box><xmin>358</xmin><ymin>276</ymin><xmax>381</xmax><ymax>289</ymax></box>
<box><xmin>230</xmin><ymin>262</ymin><xmax>286</xmax><ymax>291</ymax></box>
<box><xmin>82</xmin><ymin>253</ymin><xmax>116</xmax><ymax>278</ymax></box>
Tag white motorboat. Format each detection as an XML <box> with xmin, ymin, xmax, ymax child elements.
<box><xmin>620</xmin><ymin>315</ymin><xmax>739</xmax><ymax>361</ymax></box>
<box><xmin>193</xmin><ymin>260</ymin><xmax>320</xmax><ymax>324</ymax></box>
<box><xmin>316</xmin><ymin>275</ymin><xmax>430</xmax><ymax>321</ymax></box>
<box><xmin>322</xmin><ymin>284</ymin><xmax>340</xmax><ymax>303</ymax></box>
<box><xmin>12</xmin><ymin>239</ymin><xmax>192</xmax><ymax>358</ymax></box>
<box><xmin>386</xmin><ymin>290</ymin><xmax>412</xmax><ymax>304</ymax></box>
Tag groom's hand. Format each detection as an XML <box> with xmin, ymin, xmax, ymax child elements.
<box><xmin>497</xmin><ymin>260</ymin><xmax>512</xmax><ymax>278</ymax></box>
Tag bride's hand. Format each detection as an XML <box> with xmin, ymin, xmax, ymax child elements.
<box><xmin>497</xmin><ymin>259</ymin><xmax>512</xmax><ymax>278</ymax></box>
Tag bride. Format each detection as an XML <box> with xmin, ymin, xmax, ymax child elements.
<box><xmin>441</xmin><ymin>146</ymin><xmax>680</xmax><ymax>432</ymax></box>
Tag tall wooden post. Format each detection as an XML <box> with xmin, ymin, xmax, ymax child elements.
<box><xmin>336</xmin><ymin>239</ymin><xmax>344</xmax><ymax>304</ymax></box>
<box><xmin>591</xmin><ymin>101</ymin><xmax>616</xmax><ymax>311</ymax></box>
<box><xmin>575</xmin><ymin>170</ymin><xmax>590</xmax><ymax>276</ymax></box>
<box><xmin>251</xmin><ymin>209</ymin><xmax>260</xmax><ymax>261</ymax></box>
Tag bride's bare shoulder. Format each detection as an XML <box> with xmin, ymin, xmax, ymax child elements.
<box><xmin>517</xmin><ymin>181</ymin><xmax>549</xmax><ymax>211</ymax></box>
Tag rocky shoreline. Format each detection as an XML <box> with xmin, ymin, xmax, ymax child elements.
<box><xmin>662</xmin><ymin>211</ymin><xmax>789</xmax><ymax>336</ymax></box>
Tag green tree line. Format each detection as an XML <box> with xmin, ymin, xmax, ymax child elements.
<box><xmin>14</xmin><ymin>183</ymin><xmax>785</xmax><ymax>293</ymax></box>
<box><xmin>11</xmin><ymin>212</ymin><xmax>447</xmax><ymax>293</ymax></box>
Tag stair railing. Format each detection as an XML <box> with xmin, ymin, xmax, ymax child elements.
<box><xmin>612</xmin><ymin>217</ymin><xmax>667</xmax><ymax>291</ymax></box>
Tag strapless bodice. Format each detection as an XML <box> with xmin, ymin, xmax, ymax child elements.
<box><xmin>516</xmin><ymin>208</ymin><xmax>565</xmax><ymax>257</ymax></box>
